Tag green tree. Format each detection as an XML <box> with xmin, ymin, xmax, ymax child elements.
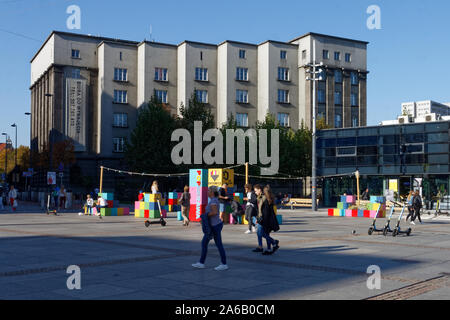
<box><xmin>178</xmin><ymin>93</ymin><xmax>215</xmax><ymax>132</ymax></box>
<box><xmin>125</xmin><ymin>96</ymin><xmax>179</xmax><ymax>173</ymax></box>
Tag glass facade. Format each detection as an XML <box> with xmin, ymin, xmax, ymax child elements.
<box><xmin>317</xmin><ymin>121</ymin><xmax>450</xmax><ymax>206</ymax></box>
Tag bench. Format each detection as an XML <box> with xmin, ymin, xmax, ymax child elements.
<box><xmin>286</xmin><ymin>198</ymin><xmax>320</xmax><ymax>209</ymax></box>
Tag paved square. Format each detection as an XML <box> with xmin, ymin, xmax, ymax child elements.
<box><xmin>1</xmin><ymin>205</ymin><xmax>450</xmax><ymax>300</ymax></box>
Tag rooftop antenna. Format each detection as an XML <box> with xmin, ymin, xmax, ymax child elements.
<box><xmin>150</xmin><ymin>25</ymin><xmax>155</xmax><ymax>42</ymax></box>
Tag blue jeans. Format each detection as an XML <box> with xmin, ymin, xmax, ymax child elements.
<box><xmin>254</xmin><ymin>217</ymin><xmax>276</xmax><ymax>250</ymax></box>
<box><xmin>200</xmin><ymin>222</ymin><xmax>227</xmax><ymax>265</ymax></box>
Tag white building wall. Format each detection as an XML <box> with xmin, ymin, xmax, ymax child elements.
<box><xmin>98</xmin><ymin>42</ymin><xmax>138</xmax><ymax>158</ymax></box>
<box><xmin>179</xmin><ymin>42</ymin><xmax>218</xmax><ymax>122</ymax></box>
<box><xmin>218</xmin><ymin>42</ymin><xmax>258</xmax><ymax>128</ymax></box>
<box><xmin>217</xmin><ymin>43</ymin><xmax>229</xmax><ymax>127</ymax></box>
<box><xmin>31</xmin><ymin>35</ymin><xmax>55</xmax><ymax>84</ymax></box>
<box><xmin>257</xmin><ymin>43</ymin><xmax>270</xmax><ymax>123</ymax></box>
<box><xmin>137</xmin><ymin>42</ymin><xmax>178</xmax><ymax>114</ymax></box>
<box><xmin>177</xmin><ymin>43</ymin><xmax>187</xmax><ymax>114</ymax></box>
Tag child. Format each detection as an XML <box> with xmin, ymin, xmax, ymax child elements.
<box><xmin>231</xmin><ymin>199</ymin><xmax>244</xmax><ymax>225</ymax></box>
<box><xmin>86</xmin><ymin>194</ymin><xmax>94</xmax><ymax>215</ymax></box>
<box><xmin>96</xmin><ymin>195</ymin><xmax>107</xmax><ymax>216</ymax></box>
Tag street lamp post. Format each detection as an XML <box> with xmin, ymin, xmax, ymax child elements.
<box><xmin>2</xmin><ymin>133</ymin><xmax>7</xmax><ymax>183</ymax></box>
<box><xmin>306</xmin><ymin>40</ymin><xmax>324</xmax><ymax>212</ymax></box>
<box><xmin>11</xmin><ymin>123</ymin><xmax>17</xmax><ymax>169</ymax></box>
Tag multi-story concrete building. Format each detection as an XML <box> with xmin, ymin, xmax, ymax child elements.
<box><xmin>381</xmin><ymin>100</ymin><xmax>450</xmax><ymax>126</ymax></box>
<box><xmin>292</xmin><ymin>33</ymin><xmax>368</xmax><ymax>128</ymax></box>
<box><xmin>402</xmin><ymin>100</ymin><xmax>450</xmax><ymax>119</ymax></box>
<box><xmin>30</xmin><ymin>31</ymin><xmax>368</xmax><ymax>187</ymax></box>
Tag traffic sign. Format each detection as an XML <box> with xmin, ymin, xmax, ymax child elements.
<box><xmin>47</xmin><ymin>172</ymin><xmax>56</xmax><ymax>185</ymax></box>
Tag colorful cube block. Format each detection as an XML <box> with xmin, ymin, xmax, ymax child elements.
<box><xmin>177</xmin><ymin>211</ymin><xmax>183</xmax><ymax>221</ymax></box>
<box><xmin>276</xmin><ymin>215</ymin><xmax>283</xmax><ymax>225</ymax></box>
<box><xmin>190</xmin><ymin>169</ymin><xmax>209</xmax><ymax>188</ymax></box>
<box><xmin>346</xmin><ymin>195</ymin><xmax>356</xmax><ymax>204</ymax></box>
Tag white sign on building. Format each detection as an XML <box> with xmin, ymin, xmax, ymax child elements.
<box><xmin>66</xmin><ymin>78</ymin><xmax>87</xmax><ymax>152</ymax></box>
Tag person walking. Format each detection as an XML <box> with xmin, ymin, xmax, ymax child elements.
<box><xmin>244</xmin><ymin>184</ymin><xmax>257</xmax><ymax>234</ymax></box>
<box><xmin>179</xmin><ymin>185</ymin><xmax>191</xmax><ymax>226</ymax></box>
<box><xmin>405</xmin><ymin>191</ymin><xmax>415</xmax><ymax>221</ymax></box>
<box><xmin>0</xmin><ymin>188</ymin><xmax>5</xmax><ymax>211</ymax></box>
<box><xmin>86</xmin><ymin>194</ymin><xmax>94</xmax><ymax>215</ymax></box>
<box><xmin>52</xmin><ymin>187</ymin><xmax>59</xmax><ymax>211</ymax></box>
<box><xmin>59</xmin><ymin>185</ymin><xmax>67</xmax><ymax>210</ymax></box>
<box><xmin>192</xmin><ymin>186</ymin><xmax>228</xmax><ymax>271</ymax></box>
<box><xmin>253</xmin><ymin>185</ymin><xmax>280</xmax><ymax>255</ymax></box>
<box><xmin>8</xmin><ymin>185</ymin><xmax>17</xmax><ymax>212</ymax></box>
<box><xmin>218</xmin><ymin>183</ymin><xmax>230</xmax><ymax>222</ymax></box>
<box><xmin>96</xmin><ymin>195</ymin><xmax>107</xmax><ymax>216</ymax></box>
<box><xmin>411</xmin><ymin>191</ymin><xmax>423</xmax><ymax>225</ymax></box>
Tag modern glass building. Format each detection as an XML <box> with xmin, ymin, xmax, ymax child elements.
<box><xmin>317</xmin><ymin>120</ymin><xmax>450</xmax><ymax>207</ymax></box>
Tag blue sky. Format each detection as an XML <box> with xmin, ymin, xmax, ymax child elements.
<box><xmin>1</xmin><ymin>0</ymin><xmax>450</xmax><ymax>147</ymax></box>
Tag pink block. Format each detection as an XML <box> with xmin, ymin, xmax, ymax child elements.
<box><xmin>345</xmin><ymin>210</ymin><xmax>353</xmax><ymax>217</ymax></box>
<box><xmin>229</xmin><ymin>214</ymin><xmax>236</xmax><ymax>224</ymax></box>
<box><xmin>370</xmin><ymin>210</ymin><xmax>378</xmax><ymax>218</ymax></box>
<box><xmin>92</xmin><ymin>207</ymin><xmax>98</xmax><ymax>215</ymax></box>
<box><xmin>189</xmin><ymin>186</ymin><xmax>208</xmax><ymax>205</ymax></box>
<box><xmin>346</xmin><ymin>196</ymin><xmax>356</xmax><ymax>204</ymax></box>
<box><xmin>135</xmin><ymin>201</ymin><xmax>140</xmax><ymax>210</ymax></box>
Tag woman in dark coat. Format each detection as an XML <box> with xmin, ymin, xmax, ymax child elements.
<box><xmin>255</xmin><ymin>186</ymin><xmax>280</xmax><ymax>255</ymax></box>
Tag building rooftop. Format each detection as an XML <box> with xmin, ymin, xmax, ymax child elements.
<box><xmin>31</xmin><ymin>30</ymin><xmax>369</xmax><ymax>63</ymax></box>
<box><xmin>289</xmin><ymin>32</ymin><xmax>369</xmax><ymax>45</ymax></box>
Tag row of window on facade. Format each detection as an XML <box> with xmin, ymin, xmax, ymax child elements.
<box><xmin>322</xmin><ymin>50</ymin><xmax>352</xmax><ymax>63</ymax></box>
<box><xmin>71</xmin><ymin>47</ymin><xmax>356</xmax><ymax>81</ymax></box>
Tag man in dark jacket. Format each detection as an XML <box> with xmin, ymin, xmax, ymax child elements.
<box><xmin>411</xmin><ymin>191</ymin><xmax>423</xmax><ymax>225</ymax></box>
<box><xmin>362</xmin><ymin>188</ymin><xmax>370</xmax><ymax>201</ymax></box>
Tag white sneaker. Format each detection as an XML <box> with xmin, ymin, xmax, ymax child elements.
<box><xmin>245</xmin><ymin>230</ymin><xmax>252</xmax><ymax>234</ymax></box>
<box><xmin>410</xmin><ymin>221</ymin><xmax>416</xmax><ymax>225</ymax></box>
<box><xmin>214</xmin><ymin>264</ymin><xmax>229</xmax><ymax>271</ymax></box>
<box><xmin>192</xmin><ymin>262</ymin><xmax>205</xmax><ymax>269</ymax></box>
<box><xmin>252</xmin><ymin>226</ymin><xmax>257</xmax><ymax>233</ymax></box>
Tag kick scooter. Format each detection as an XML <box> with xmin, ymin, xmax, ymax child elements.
<box><xmin>144</xmin><ymin>200</ymin><xmax>167</xmax><ymax>228</ymax></box>
<box><xmin>392</xmin><ymin>203</ymin><xmax>412</xmax><ymax>237</ymax></box>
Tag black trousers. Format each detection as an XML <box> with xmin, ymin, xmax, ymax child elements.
<box><xmin>406</xmin><ymin>206</ymin><xmax>415</xmax><ymax>221</ymax></box>
<box><xmin>411</xmin><ymin>207</ymin><xmax>422</xmax><ymax>223</ymax></box>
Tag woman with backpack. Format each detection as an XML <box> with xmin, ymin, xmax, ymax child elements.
<box><xmin>179</xmin><ymin>185</ymin><xmax>191</xmax><ymax>226</ymax></box>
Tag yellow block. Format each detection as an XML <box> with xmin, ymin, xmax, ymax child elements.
<box><xmin>208</xmin><ymin>169</ymin><xmax>234</xmax><ymax>187</ymax></box>
<box><xmin>243</xmin><ymin>216</ymin><xmax>249</xmax><ymax>225</ymax></box>
<box><xmin>139</xmin><ymin>202</ymin><xmax>146</xmax><ymax>210</ymax></box>
<box><xmin>372</xmin><ymin>203</ymin><xmax>381</xmax><ymax>211</ymax></box>
<box><xmin>273</xmin><ymin>205</ymin><xmax>277</xmax><ymax>215</ymax></box>
<box><xmin>117</xmin><ymin>208</ymin><xmax>123</xmax><ymax>216</ymax></box>
<box><xmin>334</xmin><ymin>209</ymin><xmax>340</xmax><ymax>217</ymax></box>
<box><xmin>149</xmin><ymin>194</ymin><xmax>161</xmax><ymax>202</ymax></box>
<box><xmin>84</xmin><ymin>206</ymin><xmax>88</xmax><ymax>215</ymax></box>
